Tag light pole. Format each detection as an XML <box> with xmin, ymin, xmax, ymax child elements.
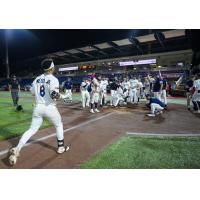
<box><xmin>5</xmin><ymin>30</ymin><xmax>10</xmax><ymax>79</ymax></box>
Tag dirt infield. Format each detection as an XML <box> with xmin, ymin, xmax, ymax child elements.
<box><xmin>0</xmin><ymin>101</ymin><xmax>200</xmax><ymax>169</ymax></box>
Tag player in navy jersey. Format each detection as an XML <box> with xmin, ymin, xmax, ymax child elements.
<box><xmin>63</xmin><ymin>77</ymin><xmax>73</xmax><ymax>103</ymax></box>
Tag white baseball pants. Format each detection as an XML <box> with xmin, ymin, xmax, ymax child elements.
<box><xmin>100</xmin><ymin>90</ymin><xmax>107</xmax><ymax>105</ymax></box>
<box><xmin>90</xmin><ymin>92</ymin><xmax>99</xmax><ymax>104</ymax></box>
<box><xmin>161</xmin><ymin>89</ymin><xmax>167</xmax><ymax>105</ymax></box>
<box><xmin>81</xmin><ymin>91</ymin><xmax>90</xmax><ymax>108</ymax></box>
<box><xmin>130</xmin><ymin>88</ymin><xmax>138</xmax><ymax>103</ymax></box>
<box><xmin>110</xmin><ymin>90</ymin><xmax>117</xmax><ymax>105</ymax></box>
<box><xmin>151</xmin><ymin>103</ymin><xmax>164</xmax><ymax>114</ymax></box>
<box><xmin>63</xmin><ymin>89</ymin><xmax>72</xmax><ymax>101</ymax></box>
<box><xmin>16</xmin><ymin>104</ymin><xmax>64</xmax><ymax>152</ymax></box>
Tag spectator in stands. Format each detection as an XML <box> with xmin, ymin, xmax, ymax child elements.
<box><xmin>8</xmin><ymin>75</ymin><xmax>20</xmax><ymax>106</ymax></box>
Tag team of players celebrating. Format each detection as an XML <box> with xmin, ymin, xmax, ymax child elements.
<box><xmin>8</xmin><ymin>58</ymin><xmax>200</xmax><ymax>166</ymax></box>
<box><xmin>62</xmin><ymin>73</ymin><xmax>169</xmax><ymax>116</ymax></box>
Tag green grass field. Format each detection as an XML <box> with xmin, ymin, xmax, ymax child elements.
<box><xmin>0</xmin><ymin>91</ymin><xmax>83</xmax><ymax>141</ymax></box>
<box><xmin>81</xmin><ymin>135</ymin><xmax>200</xmax><ymax>169</ymax></box>
<box><xmin>0</xmin><ymin>91</ymin><xmax>51</xmax><ymax>141</ymax></box>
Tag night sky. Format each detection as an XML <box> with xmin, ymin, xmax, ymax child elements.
<box><xmin>0</xmin><ymin>29</ymin><xmax>149</xmax><ymax>77</ymax></box>
<box><xmin>0</xmin><ymin>29</ymin><xmax>200</xmax><ymax>77</ymax></box>
<box><xmin>0</xmin><ymin>29</ymin><xmax>148</xmax><ymax>62</ymax></box>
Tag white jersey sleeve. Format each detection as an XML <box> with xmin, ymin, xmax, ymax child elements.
<box><xmin>81</xmin><ymin>81</ymin><xmax>88</xmax><ymax>91</ymax></box>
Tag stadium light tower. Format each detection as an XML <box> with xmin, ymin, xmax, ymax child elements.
<box><xmin>5</xmin><ymin>29</ymin><xmax>10</xmax><ymax>79</ymax></box>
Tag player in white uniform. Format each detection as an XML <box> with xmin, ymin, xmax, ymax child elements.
<box><xmin>121</xmin><ymin>77</ymin><xmax>130</xmax><ymax>104</ymax></box>
<box><xmin>144</xmin><ymin>76</ymin><xmax>151</xmax><ymax>97</ymax></box>
<box><xmin>90</xmin><ymin>76</ymin><xmax>100</xmax><ymax>113</ymax></box>
<box><xmin>100</xmin><ymin>76</ymin><xmax>109</xmax><ymax>107</ymax></box>
<box><xmin>137</xmin><ymin>78</ymin><xmax>143</xmax><ymax>102</ymax></box>
<box><xmin>192</xmin><ymin>74</ymin><xmax>200</xmax><ymax>113</ymax></box>
<box><xmin>8</xmin><ymin>59</ymin><xmax>69</xmax><ymax>166</ymax></box>
<box><xmin>80</xmin><ymin>78</ymin><xmax>90</xmax><ymax>108</ymax></box>
<box><xmin>112</xmin><ymin>85</ymin><xmax>124</xmax><ymax>107</ymax></box>
<box><xmin>109</xmin><ymin>77</ymin><xmax>118</xmax><ymax>106</ymax></box>
<box><xmin>129</xmin><ymin>76</ymin><xmax>139</xmax><ymax>104</ymax></box>
<box><xmin>147</xmin><ymin>75</ymin><xmax>155</xmax><ymax>95</ymax></box>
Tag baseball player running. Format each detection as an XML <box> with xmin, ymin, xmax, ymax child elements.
<box><xmin>80</xmin><ymin>78</ymin><xmax>91</xmax><ymax>108</ymax></box>
<box><xmin>99</xmin><ymin>76</ymin><xmax>109</xmax><ymax>107</ymax></box>
<box><xmin>9</xmin><ymin>59</ymin><xmax>69</xmax><ymax>166</ymax></box>
<box><xmin>90</xmin><ymin>75</ymin><xmax>100</xmax><ymax>113</ymax></box>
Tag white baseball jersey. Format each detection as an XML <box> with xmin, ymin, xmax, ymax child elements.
<box><xmin>138</xmin><ymin>81</ymin><xmax>143</xmax><ymax>89</ymax></box>
<box><xmin>129</xmin><ymin>79</ymin><xmax>139</xmax><ymax>89</ymax></box>
<box><xmin>91</xmin><ymin>78</ymin><xmax>100</xmax><ymax>93</ymax></box>
<box><xmin>100</xmin><ymin>80</ymin><xmax>108</xmax><ymax>91</ymax></box>
<box><xmin>144</xmin><ymin>81</ymin><xmax>150</xmax><ymax>89</ymax></box>
<box><xmin>81</xmin><ymin>81</ymin><xmax>90</xmax><ymax>91</ymax></box>
<box><xmin>31</xmin><ymin>74</ymin><xmax>59</xmax><ymax>105</ymax></box>
<box><xmin>194</xmin><ymin>79</ymin><xmax>200</xmax><ymax>90</ymax></box>
<box><xmin>122</xmin><ymin>81</ymin><xmax>130</xmax><ymax>90</ymax></box>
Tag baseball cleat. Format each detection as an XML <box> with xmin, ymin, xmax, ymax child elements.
<box><xmin>90</xmin><ymin>109</ymin><xmax>95</xmax><ymax>113</ymax></box>
<box><xmin>9</xmin><ymin>147</ymin><xmax>20</xmax><ymax>166</ymax></box>
<box><xmin>193</xmin><ymin>110</ymin><xmax>199</xmax><ymax>114</ymax></box>
<box><xmin>155</xmin><ymin>110</ymin><xmax>163</xmax><ymax>115</ymax></box>
<box><xmin>94</xmin><ymin>109</ymin><xmax>100</xmax><ymax>113</ymax></box>
<box><xmin>57</xmin><ymin>146</ymin><xmax>70</xmax><ymax>154</ymax></box>
<box><xmin>147</xmin><ymin>113</ymin><xmax>156</xmax><ymax>117</ymax></box>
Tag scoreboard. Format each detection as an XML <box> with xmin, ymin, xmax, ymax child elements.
<box><xmin>80</xmin><ymin>65</ymin><xmax>96</xmax><ymax>70</ymax></box>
